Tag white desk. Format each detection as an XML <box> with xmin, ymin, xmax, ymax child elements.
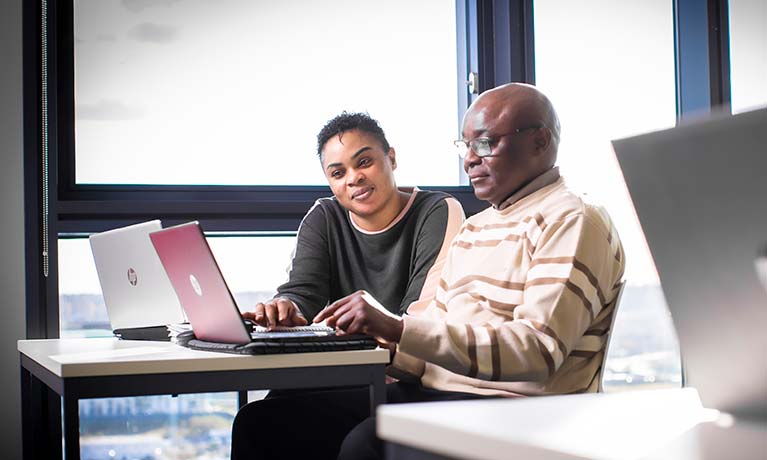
<box><xmin>19</xmin><ymin>338</ymin><xmax>389</xmax><ymax>460</ymax></box>
<box><xmin>377</xmin><ymin>388</ymin><xmax>767</xmax><ymax>460</ymax></box>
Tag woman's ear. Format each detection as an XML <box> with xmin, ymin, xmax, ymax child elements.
<box><xmin>388</xmin><ymin>148</ymin><xmax>397</xmax><ymax>170</ymax></box>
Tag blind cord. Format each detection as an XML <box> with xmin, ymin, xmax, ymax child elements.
<box><xmin>41</xmin><ymin>0</ymin><xmax>49</xmax><ymax>278</ymax></box>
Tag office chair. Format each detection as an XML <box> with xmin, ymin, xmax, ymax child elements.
<box><xmin>597</xmin><ymin>280</ymin><xmax>627</xmax><ymax>393</ymax></box>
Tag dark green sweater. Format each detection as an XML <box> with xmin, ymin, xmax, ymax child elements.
<box><xmin>277</xmin><ymin>189</ymin><xmax>463</xmax><ymax>320</ymax></box>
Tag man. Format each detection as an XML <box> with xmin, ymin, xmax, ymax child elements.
<box><xmin>230</xmin><ymin>112</ymin><xmax>464</xmax><ymax>459</ymax></box>
<box><xmin>317</xmin><ymin>83</ymin><xmax>626</xmax><ymax>459</ymax></box>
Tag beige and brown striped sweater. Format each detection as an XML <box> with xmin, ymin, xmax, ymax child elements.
<box><xmin>393</xmin><ymin>169</ymin><xmax>625</xmax><ymax>397</ymax></box>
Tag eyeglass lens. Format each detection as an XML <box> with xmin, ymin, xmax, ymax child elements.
<box><xmin>454</xmin><ymin>139</ymin><xmax>491</xmax><ymax>158</ymax></box>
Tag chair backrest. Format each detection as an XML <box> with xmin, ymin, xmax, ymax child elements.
<box><xmin>598</xmin><ymin>280</ymin><xmax>627</xmax><ymax>392</ymax></box>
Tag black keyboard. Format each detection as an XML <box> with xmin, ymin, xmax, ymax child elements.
<box><xmin>176</xmin><ymin>330</ymin><xmax>378</xmax><ymax>355</ymax></box>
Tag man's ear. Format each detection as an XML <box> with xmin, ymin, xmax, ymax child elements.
<box><xmin>533</xmin><ymin>128</ymin><xmax>552</xmax><ymax>153</ymax></box>
<box><xmin>387</xmin><ymin>148</ymin><xmax>397</xmax><ymax>170</ymax></box>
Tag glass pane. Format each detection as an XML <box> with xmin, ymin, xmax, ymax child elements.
<box><xmin>728</xmin><ymin>0</ymin><xmax>767</xmax><ymax>114</ymax></box>
<box><xmin>74</xmin><ymin>0</ymin><xmax>459</xmax><ymax>186</ymax></box>
<box><xmin>534</xmin><ymin>0</ymin><xmax>682</xmax><ymax>390</ymax></box>
<box><xmin>58</xmin><ymin>234</ymin><xmax>297</xmax><ymax>336</ymax></box>
<box><xmin>80</xmin><ymin>393</ymin><xmax>237</xmax><ymax>460</ymax></box>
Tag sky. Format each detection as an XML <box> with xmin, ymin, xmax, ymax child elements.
<box><xmin>73</xmin><ymin>0</ymin><xmax>460</xmax><ymax>186</ymax></box>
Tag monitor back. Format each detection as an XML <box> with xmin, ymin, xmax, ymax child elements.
<box><xmin>613</xmin><ymin>108</ymin><xmax>767</xmax><ymax>419</ymax></box>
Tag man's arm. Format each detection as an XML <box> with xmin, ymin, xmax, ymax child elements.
<box><xmin>397</xmin><ymin>213</ymin><xmax>624</xmax><ymax>382</ymax></box>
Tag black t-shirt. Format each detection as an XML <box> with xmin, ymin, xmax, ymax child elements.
<box><xmin>277</xmin><ymin>189</ymin><xmax>462</xmax><ymax>320</ymax></box>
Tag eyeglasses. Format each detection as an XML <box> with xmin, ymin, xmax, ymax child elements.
<box><xmin>453</xmin><ymin>126</ymin><xmax>542</xmax><ymax>158</ymax></box>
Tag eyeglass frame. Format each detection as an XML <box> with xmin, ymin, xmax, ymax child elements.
<box><xmin>453</xmin><ymin>126</ymin><xmax>544</xmax><ymax>158</ymax></box>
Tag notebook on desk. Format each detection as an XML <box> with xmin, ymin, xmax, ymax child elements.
<box><xmin>613</xmin><ymin>107</ymin><xmax>767</xmax><ymax>420</ymax></box>
<box><xmin>89</xmin><ymin>220</ymin><xmax>187</xmax><ymax>341</ymax></box>
<box><xmin>149</xmin><ymin>221</ymin><xmax>378</xmax><ymax>354</ymax></box>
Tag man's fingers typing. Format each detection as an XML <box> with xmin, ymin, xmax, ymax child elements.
<box><xmin>314</xmin><ymin>303</ymin><xmax>338</xmax><ymax>323</ymax></box>
<box><xmin>334</xmin><ymin>310</ymin><xmax>359</xmax><ymax>334</ymax></box>
<box><xmin>324</xmin><ymin>302</ymin><xmax>353</xmax><ymax>329</ymax></box>
<box><xmin>315</xmin><ymin>291</ymin><xmax>359</xmax><ymax>322</ymax></box>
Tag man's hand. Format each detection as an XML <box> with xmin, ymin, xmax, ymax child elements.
<box><xmin>313</xmin><ymin>290</ymin><xmax>403</xmax><ymax>343</ymax></box>
<box><xmin>243</xmin><ymin>297</ymin><xmax>308</xmax><ymax>329</ymax></box>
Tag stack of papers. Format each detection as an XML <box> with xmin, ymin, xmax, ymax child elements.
<box><xmin>167</xmin><ymin>322</ymin><xmax>193</xmax><ymax>343</ymax></box>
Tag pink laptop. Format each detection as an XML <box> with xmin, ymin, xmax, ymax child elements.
<box><xmin>149</xmin><ymin>222</ymin><xmax>253</xmax><ymax>344</ymax></box>
<box><xmin>150</xmin><ymin>222</ymin><xmax>379</xmax><ymax>354</ymax></box>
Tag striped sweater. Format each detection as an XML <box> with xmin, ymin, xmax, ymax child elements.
<box><xmin>392</xmin><ymin>169</ymin><xmax>626</xmax><ymax>397</ymax></box>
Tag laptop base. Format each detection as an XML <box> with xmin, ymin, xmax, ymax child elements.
<box><xmin>113</xmin><ymin>325</ymin><xmax>171</xmax><ymax>342</ymax></box>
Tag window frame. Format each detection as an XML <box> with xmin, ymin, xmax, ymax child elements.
<box><xmin>674</xmin><ymin>0</ymin><xmax>731</xmax><ymax>120</ymax></box>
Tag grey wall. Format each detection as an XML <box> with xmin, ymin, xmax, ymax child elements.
<box><xmin>0</xmin><ymin>0</ymin><xmax>26</xmax><ymax>458</ymax></box>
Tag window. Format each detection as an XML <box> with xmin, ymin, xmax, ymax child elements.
<box><xmin>74</xmin><ymin>0</ymin><xmax>460</xmax><ymax>186</ymax></box>
<box><xmin>728</xmin><ymin>0</ymin><xmax>767</xmax><ymax>114</ymax></box>
<box><xmin>534</xmin><ymin>0</ymin><xmax>682</xmax><ymax>390</ymax></box>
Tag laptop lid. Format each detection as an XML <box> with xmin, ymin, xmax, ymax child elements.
<box><xmin>613</xmin><ymin>108</ymin><xmax>767</xmax><ymax>419</ymax></box>
<box><xmin>149</xmin><ymin>222</ymin><xmax>252</xmax><ymax>344</ymax></box>
<box><xmin>89</xmin><ymin>220</ymin><xmax>186</xmax><ymax>330</ymax></box>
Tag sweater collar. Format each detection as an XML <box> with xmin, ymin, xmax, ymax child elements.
<box><xmin>495</xmin><ymin>167</ymin><xmax>561</xmax><ymax>211</ymax></box>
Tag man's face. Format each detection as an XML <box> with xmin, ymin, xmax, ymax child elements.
<box><xmin>321</xmin><ymin>129</ymin><xmax>398</xmax><ymax>218</ymax></box>
<box><xmin>461</xmin><ymin>104</ymin><xmax>540</xmax><ymax>207</ymax></box>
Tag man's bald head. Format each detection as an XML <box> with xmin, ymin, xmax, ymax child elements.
<box><xmin>466</xmin><ymin>83</ymin><xmax>561</xmax><ymax>156</ymax></box>
<box><xmin>461</xmin><ymin>83</ymin><xmax>561</xmax><ymax>207</ymax></box>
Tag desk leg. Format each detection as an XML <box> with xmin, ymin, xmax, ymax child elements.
<box><xmin>21</xmin><ymin>362</ymin><xmax>62</xmax><ymax>460</ymax></box>
<box><xmin>238</xmin><ymin>391</ymin><xmax>249</xmax><ymax>408</ymax></box>
<box><xmin>369</xmin><ymin>366</ymin><xmax>386</xmax><ymax>416</ymax></box>
<box><xmin>62</xmin><ymin>396</ymin><xmax>81</xmax><ymax>460</ymax></box>
<box><xmin>20</xmin><ymin>366</ymin><xmax>34</xmax><ymax>460</ymax></box>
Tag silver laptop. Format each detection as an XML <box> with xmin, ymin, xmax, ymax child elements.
<box><xmin>89</xmin><ymin>220</ymin><xmax>186</xmax><ymax>331</ymax></box>
<box><xmin>613</xmin><ymin>107</ymin><xmax>767</xmax><ymax>419</ymax></box>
